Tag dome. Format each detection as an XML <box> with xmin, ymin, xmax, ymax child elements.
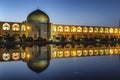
<box><xmin>27</xmin><ymin>9</ymin><xmax>50</xmax><ymax>23</ymax></box>
<box><xmin>27</xmin><ymin>60</ymin><xmax>50</xmax><ymax>73</ymax></box>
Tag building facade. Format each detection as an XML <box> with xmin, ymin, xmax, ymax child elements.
<box><xmin>0</xmin><ymin>9</ymin><xmax>120</xmax><ymax>40</ymax></box>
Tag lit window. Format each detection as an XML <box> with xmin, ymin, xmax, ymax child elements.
<box><xmin>57</xmin><ymin>26</ymin><xmax>63</xmax><ymax>32</ymax></box>
<box><xmin>114</xmin><ymin>49</ymin><xmax>118</xmax><ymax>54</ymax></box>
<box><xmin>109</xmin><ymin>28</ymin><xmax>113</xmax><ymax>33</ymax></box>
<box><xmin>105</xmin><ymin>28</ymin><xmax>108</xmax><ymax>33</ymax></box>
<box><xmin>64</xmin><ymin>51</ymin><xmax>70</xmax><ymax>57</ymax></box>
<box><xmin>83</xmin><ymin>50</ymin><xmax>88</xmax><ymax>56</ymax></box>
<box><xmin>89</xmin><ymin>27</ymin><xmax>93</xmax><ymax>33</ymax></box>
<box><xmin>71</xmin><ymin>27</ymin><xmax>76</xmax><ymax>32</ymax></box>
<box><xmin>21</xmin><ymin>52</ymin><xmax>26</xmax><ymax>58</ymax></box>
<box><xmin>12</xmin><ymin>24</ymin><xmax>20</xmax><ymax>31</ymax></box>
<box><xmin>2</xmin><ymin>23</ymin><xmax>10</xmax><ymax>30</ymax></box>
<box><xmin>77</xmin><ymin>50</ymin><xmax>82</xmax><ymax>56</ymax></box>
<box><xmin>94</xmin><ymin>50</ymin><xmax>98</xmax><ymax>55</ymax></box>
<box><xmin>83</xmin><ymin>27</ymin><xmax>88</xmax><ymax>33</ymax></box>
<box><xmin>21</xmin><ymin>25</ymin><xmax>26</xmax><ymax>31</ymax></box>
<box><xmin>64</xmin><ymin>26</ymin><xmax>70</xmax><ymax>32</ymax></box>
<box><xmin>94</xmin><ymin>27</ymin><xmax>98</xmax><ymax>33</ymax></box>
<box><xmin>110</xmin><ymin>49</ymin><xmax>113</xmax><ymax>54</ymax></box>
<box><xmin>105</xmin><ymin>49</ymin><xmax>109</xmax><ymax>55</ymax></box>
<box><xmin>119</xmin><ymin>28</ymin><xmax>120</xmax><ymax>33</ymax></box>
<box><xmin>99</xmin><ymin>49</ymin><xmax>104</xmax><ymax>55</ymax></box>
<box><xmin>52</xmin><ymin>51</ymin><xmax>57</xmax><ymax>58</ymax></box>
<box><xmin>114</xmin><ymin>28</ymin><xmax>118</xmax><ymax>33</ymax></box>
<box><xmin>77</xmin><ymin>27</ymin><xmax>82</xmax><ymax>32</ymax></box>
<box><xmin>57</xmin><ymin>51</ymin><xmax>63</xmax><ymax>57</ymax></box>
<box><xmin>12</xmin><ymin>53</ymin><xmax>20</xmax><ymax>60</ymax></box>
<box><xmin>99</xmin><ymin>27</ymin><xmax>104</xmax><ymax>33</ymax></box>
<box><xmin>52</xmin><ymin>26</ymin><xmax>56</xmax><ymax>32</ymax></box>
<box><xmin>71</xmin><ymin>50</ymin><xmax>76</xmax><ymax>56</ymax></box>
<box><xmin>2</xmin><ymin>53</ymin><xmax>10</xmax><ymax>61</ymax></box>
<box><xmin>89</xmin><ymin>50</ymin><xmax>93</xmax><ymax>56</ymax></box>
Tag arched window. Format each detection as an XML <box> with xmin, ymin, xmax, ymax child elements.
<box><xmin>83</xmin><ymin>27</ymin><xmax>88</xmax><ymax>33</ymax></box>
<box><xmin>89</xmin><ymin>27</ymin><xmax>93</xmax><ymax>33</ymax></box>
<box><xmin>57</xmin><ymin>26</ymin><xmax>63</xmax><ymax>32</ymax></box>
<box><xmin>12</xmin><ymin>24</ymin><xmax>20</xmax><ymax>31</ymax></box>
<box><xmin>94</xmin><ymin>27</ymin><xmax>98</xmax><ymax>33</ymax></box>
<box><xmin>77</xmin><ymin>27</ymin><xmax>82</xmax><ymax>32</ymax></box>
<box><xmin>52</xmin><ymin>26</ymin><xmax>56</xmax><ymax>32</ymax></box>
<box><xmin>114</xmin><ymin>28</ymin><xmax>118</xmax><ymax>33</ymax></box>
<box><xmin>109</xmin><ymin>28</ymin><xmax>113</xmax><ymax>33</ymax></box>
<box><xmin>2</xmin><ymin>53</ymin><xmax>10</xmax><ymax>61</ymax></box>
<box><xmin>21</xmin><ymin>25</ymin><xmax>26</xmax><ymax>31</ymax></box>
<box><xmin>119</xmin><ymin>28</ymin><xmax>120</xmax><ymax>33</ymax></box>
<box><xmin>12</xmin><ymin>53</ymin><xmax>20</xmax><ymax>60</ymax></box>
<box><xmin>71</xmin><ymin>27</ymin><xmax>76</xmax><ymax>32</ymax></box>
<box><xmin>105</xmin><ymin>28</ymin><xmax>108</xmax><ymax>33</ymax></box>
<box><xmin>2</xmin><ymin>23</ymin><xmax>10</xmax><ymax>30</ymax></box>
<box><xmin>99</xmin><ymin>27</ymin><xmax>104</xmax><ymax>33</ymax></box>
<box><xmin>64</xmin><ymin>26</ymin><xmax>70</xmax><ymax>32</ymax></box>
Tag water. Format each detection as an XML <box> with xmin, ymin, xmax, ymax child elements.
<box><xmin>0</xmin><ymin>44</ymin><xmax>120</xmax><ymax>80</ymax></box>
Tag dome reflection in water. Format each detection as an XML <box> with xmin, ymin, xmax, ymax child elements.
<box><xmin>0</xmin><ymin>43</ymin><xmax>120</xmax><ymax>74</ymax></box>
<box><xmin>26</xmin><ymin>45</ymin><xmax>50</xmax><ymax>73</ymax></box>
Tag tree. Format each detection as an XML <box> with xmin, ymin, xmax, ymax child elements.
<box><xmin>61</xmin><ymin>35</ymin><xmax>66</xmax><ymax>41</ymax></box>
<box><xmin>71</xmin><ymin>35</ymin><xmax>75</xmax><ymax>41</ymax></box>
<box><xmin>21</xmin><ymin>34</ymin><xmax>26</xmax><ymax>42</ymax></box>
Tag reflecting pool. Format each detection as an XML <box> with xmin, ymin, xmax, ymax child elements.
<box><xmin>0</xmin><ymin>43</ymin><xmax>120</xmax><ymax>80</ymax></box>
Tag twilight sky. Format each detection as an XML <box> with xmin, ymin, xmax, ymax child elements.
<box><xmin>0</xmin><ymin>0</ymin><xmax>120</xmax><ymax>27</ymax></box>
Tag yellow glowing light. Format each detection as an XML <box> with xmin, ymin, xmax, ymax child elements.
<box><xmin>27</xmin><ymin>54</ymin><xmax>30</xmax><ymax>58</ymax></box>
<box><xmin>110</xmin><ymin>49</ymin><xmax>113</xmax><ymax>54</ymax></box>
<box><xmin>27</xmin><ymin>26</ymin><xmax>30</xmax><ymax>30</ymax></box>
<box><xmin>71</xmin><ymin>51</ymin><xmax>76</xmax><ymax>56</ymax></box>
<box><xmin>109</xmin><ymin>28</ymin><xmax>113</xmax><ymax>33</ymax></box>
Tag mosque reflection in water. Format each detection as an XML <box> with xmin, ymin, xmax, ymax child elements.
<box><xmin>0</xmin><ymin>43</ymin><xmax>120</xmax><ymax>73</ymax></box>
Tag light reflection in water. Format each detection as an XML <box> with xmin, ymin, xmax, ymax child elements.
<box><xmin>0</xmin><ymin>43</ymin><xmax>120</xmax><ymax>73</ymax></box>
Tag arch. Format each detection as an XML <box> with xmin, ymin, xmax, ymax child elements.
<box><xmin>12</xmin><ymin>53</ymin><xmax>20</xmax><ymax>60</ymax></box>
<box><xmin>21</xmin><ymin>25</ymin><xmax>26</xmax><ymax>31</ymax></box>
<box><xmin>99</xmin><ymin>27</ymin><xmax>104</xmax><ymax>33</ymax></box>
<box><xmin>12</xmin><ymin>24</ymin><xmax>20</xmax><ymax>31</ymax></box>
<box><xmin>57</xmin><ymin>26</ymin><xmax>63</xmax><ymax>32</ymax></box>
<box><xmin>64</xmin><ymin>26</ymin><xmax>70</xmax><ymax>32</ymax></box>
<box><xmin>114</xmin><ymin>28</ymin><xmax>118</xmax><ymax>33</ymax></box>
<box><xmin>2</xmin><ymin>23</ymin><xmax>10</xmax><ymax>30</ymax></box>
<box><xmin>64</xmin><ymin>51</ymin><xmax>70</xmax><ymax>57</ymax></box>
<box><xmin>57</xmin><ymin>51</ymin><xmax>63</xmax><ymax>57</ymax></box>
<box><xmin>94</xmin><ymin>27</ymin><xmax>98</xmax><ymax>33</ymax></box>
<box><xmin>83</xmin><ymin>27</ymin><xmax>88</xmax><ymax>33</ymax></box>
<box><xmin>71</xmin><ymin>50</ymin><xmax>76</xmax><ymax>56</ymax></box>
<box><xmin>109</xmin><ymin>28</ymin><xmax>113</xmax><ymax>33</ymax></box>
<box><xmin>52</xmin><ymin>26</ymin><xmax>56</xmax><ymax>32</ymax></box>
<box><xmin>105</xmin><ymin>28</ymin><xmax>108</xmax><ymax>33</ymax></box>
<box><xmin>77</xmin><ymin>27</ymin><xmax>82</xmax><ymax>32</ymax></box>
<box><xmin>2</xmin><ymin>53</ymin><xmax>10</xmax><ymax>61</ymax></box>
<box><xmin>77</xmin><ymin>50</ymin><xmax>82</xmax><ymax>56</ymax></box>
<box><xmin>89</xmin><ymin>27</ymin><xmax>93</xmax><ymax>33</ymax></box>
<box><xmin>71</xmin><ymin>26</ymin><xmax>76</xmax><ymax>32</ymax></box>
<box><xmin>119</xmin><ymin>28</ymin><xmax>120</xmax><ymax>33</ymax></box>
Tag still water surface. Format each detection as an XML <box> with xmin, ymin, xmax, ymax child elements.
<box><xmin>0</xmin><ymin>44</ymin><xmax>120</xmax><ymax>80</ymax></box>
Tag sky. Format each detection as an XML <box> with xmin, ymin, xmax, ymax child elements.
<box><xmin>0</xmin><ymin>0</ymin><xmax>120</xmax><ymax>27</ymax></box>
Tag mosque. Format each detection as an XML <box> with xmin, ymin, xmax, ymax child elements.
<box><xmin>0</xmin><ymin>9</ymin><xmax>120</xmax><ymax>40</ymax></box>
